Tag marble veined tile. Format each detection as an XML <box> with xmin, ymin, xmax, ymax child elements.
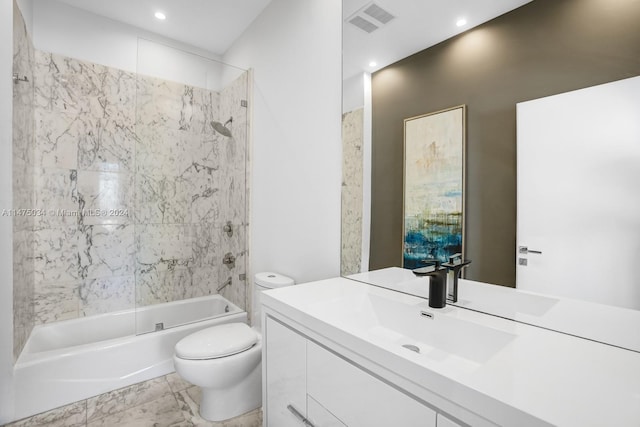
<box><xmin>76</xmin><ymin>117</ymin><xmax>136</xmax><ymax>173</ymax></box>
<box><xmin>181</xmin><ymin>165</ymin><xmax>222</xmax><ymax>225</ymax></box>
<box><xmin>192</xmin><ymin>224</ymin><xmax>220</xmax><ymax>268</ymax></box>
<box><xmin>86</xmin><ymin>377</ymin><xmax>173</xmax><ymax>423</ymax></box>
<box><xmin>136</xmin><ymin>224</ymin><xmax>194</xmax><ymax>270</ymax></box>
<box><xmin>136</xmin><ymin>267</ymin><xmax>194</xmax><ymax>306</ymax></box>
<box><xmin>33</xmin><ymin>109</ymin><xmax>79</xmax><ymax>170</ymax></box>
<box><xmin>135</xmin><ymin>173</ymin><xmax>191</xmax><ymax>224</ymax></box>
<box><xmin>5</xmin><ymin>400</ymin><xmax>86</xmax><ymax>427</ymax></box>
<box><xmin>33</xmin><ymin>226</ymin><xmax>81</xmax><ymax>284</ymax></box>
<box><xmin>165</xmin><ymin>372</ymin><xmax>193</xmax><ymax>394</ymax></box>
<box><xmin>34</xmin><ymin>51</ymin><xmax>136</xmax><ymax>126</ymax></box>
<box><xmin>136</xmin><ymin>125</ymin><xmax>221</xmax><ymax>177</ymax></box>
<box><xmin>33</xmin><ymin>280</ymin><xmax>79</xmax><ymax>324</ymax></box>
<box><xmin>189</xmin><ymin>267</ymin><xmax>219</xmax><ymax>298</ymax></box>
<box><xmin>136</xmin><ymin>265</ymin><xmax>222</xmax><ymax>307</ymax></box>
<box><xmin>34</xmin><ymin>168</ymin><xmax>80</xmax><ymax>228</ymax></box>
<box><xmin>341</xmin><ymin>108</ymin><xmax>364</xmax><ymax>276</ymax></box>
<box><xmin>136</xmin><ymin>74</ymin><xmax>220</xmax><ymax>135</ymax></box>
<box><xmin>135</xmin><ymin>132</ymin><xmax>221</xmax><ymax>225</ymax></box>
<box><xmin>77</xmin><ymin>224</ymin><xmax>135</xmax><ymax>280</ymax></box>
<box><xmin>79</xmin><ymin>275</ymin><xmax>135</xmax><ymax>316</ymax></box>
<box><xmin>135</xmin><ymin>222</ymin><xmax>221</xmax><ymax>305</ymax></box>
<box><xmin>87</xmin><ymin>393</ymin><xmax>184</xmax><ymax>427</ymax></box>
<box><xmin>217</xmin><ymin>171</ymin><xmax>246</xmax><ymax>228</ymax></box>
<box><xmin>76</xmin><ymin>170</ymin><xmax>133</xmax><ymax>225</ymax></box>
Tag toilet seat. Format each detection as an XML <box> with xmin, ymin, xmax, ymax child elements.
<box><xmin>175</xmin><ymin>323</ymin><xmax>258</xmax><ymax>360</ymax></box>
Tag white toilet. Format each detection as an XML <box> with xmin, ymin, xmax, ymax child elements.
<box><xmin>173</xmin><ymin>272</ymin><xmax>295</xmax><ymax>421</ymax></box>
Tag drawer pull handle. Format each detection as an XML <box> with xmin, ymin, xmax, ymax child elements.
<box><xmin>287</xmin><ymin>404</ymin><xmax>315</xmax><ymax>427</ymax></box>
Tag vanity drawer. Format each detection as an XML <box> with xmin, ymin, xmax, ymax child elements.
<box><xmin>265</xmin><ymin>317</ymin><xmax>307</xmax><ymax>427</ymax></box>
<box><xmin>307</xmin><ymin>341</ymin><xmax>436</xmax><ymax>427</ymax></box>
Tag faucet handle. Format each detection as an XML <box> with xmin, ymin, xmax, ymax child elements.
<box><xmin>442</xmin><ymin>256</ymin><xmax>472</xmax><ymax>272</ymax></box>
<box><xmin>412</xmin><ymin>259</ymin><xmax>442</xmax><ymax>276</ymax></box>
<box><xmin>447</xmin><ymin>253</ymin><xmax>463</xmax><ymax>265</ymax></box>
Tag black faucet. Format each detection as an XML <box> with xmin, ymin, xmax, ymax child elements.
<box><xmin>412</xmin><ymin>260</ymin><xmax>448</xmax><ymax>308</ymax></box>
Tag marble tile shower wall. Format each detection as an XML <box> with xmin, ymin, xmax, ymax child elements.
<box><xmin>135</xmin><ymin>71</ymin><xmax>248</xmax><ymax>310</ymax></box>
<box><xmin>12</xmin><ymin>3</ymin><xmax>36</xmax><ymax>360</ymax></box>
<box><xmin>31</xmin><ymin>50</ymin><xmax>249</xmax><ymax>325</ymax></box>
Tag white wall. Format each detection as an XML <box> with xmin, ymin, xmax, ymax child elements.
<box><xmin>31</xmin><ymin>0</ymin><xmax>238</xmax><ymax>90</ymax></box>
<box><xmin>343</xmin><ymin>72</ymin><xmax>365</xmax><ymax>113</ymax></box>
<box><xmin>361</xmin><ymin>72</ymin><xmax>372</xmax><ymax>273</ymax></box>
<box><xmin>0</xmin><ymin>0</ymin><xmax>15</xmax><ymax>422</ymax></box>
<box><xmin>224</xmin><ymin>0</ymin><xmax>342</xmax><ymax>284</ymax></box>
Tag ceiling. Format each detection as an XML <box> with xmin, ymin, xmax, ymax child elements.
<box><xmin>54</xmin><ymin>0</ymin><xmax>272</xmax><ymax>56</ymax></box>
<box><xmin>52</xmin><ymin>0</ymin><xmax>533</xmax><ymax>77</ymax></box>
<box><xmin>343</xmin><ymin>0</ymin><xmax>533</xmax><ymax>79</ymax></box>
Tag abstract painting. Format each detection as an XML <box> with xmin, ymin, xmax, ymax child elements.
<box><xmin>403</xmin><ymin>105</ymin><xmax>466</xmax><ymax>269</ymax></box>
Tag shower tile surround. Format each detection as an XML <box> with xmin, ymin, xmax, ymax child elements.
<box><xmin>20</xmin><ymin>49</ymin><xmax>249</xmax><ymax>327</ymax></box>
<box><xmin>4</xmin><ymin>373</ymin><xmax>263</xmax><ymax>427</ymax></box>
<box><xmin>341</xmin><ymin>108</ymin><xmax>364</xmax><ymax>276</ymax></box>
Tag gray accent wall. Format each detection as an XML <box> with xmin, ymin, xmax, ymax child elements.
<box><xmin>370</xmin><ymin>0</ymin><xmax>640</xmax><ymax>286</ymax></box>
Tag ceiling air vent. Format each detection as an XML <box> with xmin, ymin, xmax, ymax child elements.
<box><xmin>347</xmin><ymin>2</ymin><xmax>395</xmax><ymax>34</ymax></box>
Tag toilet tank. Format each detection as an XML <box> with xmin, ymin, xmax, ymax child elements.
<box><xmin>252</xmin><ymin>272</ymin><xmax>295</xmax><ymax>332</ymax></box>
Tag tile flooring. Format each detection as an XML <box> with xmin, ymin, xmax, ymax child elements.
<box><xmin>4</xmin><ymin>373</ymin><xmax>262</xmax><ymax>427</ymax></box>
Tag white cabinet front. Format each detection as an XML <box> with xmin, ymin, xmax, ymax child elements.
<box><xmin>265</xmin><ymin>317</ymin><xmax>307</xmax><ymax>426</ymax></box>
<box><xmin>307</xmin><ymin>396</ymin><xmax>347</xmax><ymax>427</ymax></box>
<box><xmin>306</xmin><ymin>341</ymin><xmax>437</xmax><ymax>427</ymax></box>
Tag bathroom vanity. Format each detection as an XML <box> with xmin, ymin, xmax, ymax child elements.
<box><xmin>261</xmin><ymin>276</ymin><xmax>640</xmax><ymax>427</ymax></box>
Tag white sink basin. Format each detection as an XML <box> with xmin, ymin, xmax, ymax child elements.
<box><xmin>308</xmin><ymin>292</ymin><xmax>515</xmax><ymax>366</ymax></box>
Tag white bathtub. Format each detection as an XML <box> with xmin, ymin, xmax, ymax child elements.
<box><xmin>14</xmin><ymin>295</ymin><xmax>246</xmax><ymax>420</ymax></box>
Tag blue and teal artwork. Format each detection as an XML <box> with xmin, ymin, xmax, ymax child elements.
<box><xmin>403</xmin><ymin>106</ymin><xmax>465</xmax><ymax>269</ymax></box>
<box><xmin>403</xmin><ymin>212</ymin><xmax>462</xmax><ymax>269</ymax></box>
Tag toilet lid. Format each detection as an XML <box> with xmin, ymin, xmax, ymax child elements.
<box><xmin>175</xmin><ymin>323</ymin><xmax>258</xmax><ymax>360</ymax></box>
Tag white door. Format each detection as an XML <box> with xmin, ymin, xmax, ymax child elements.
<box><xmin>516</xmin><ymin>76</ymin><xmax>640</xmax><ymax>310</ymax></box>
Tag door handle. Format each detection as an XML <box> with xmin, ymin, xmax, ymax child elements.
<box><xmin>519</xmin><ymin>246</ymin><xmax>542</xmax><ymax>255</ymax></box>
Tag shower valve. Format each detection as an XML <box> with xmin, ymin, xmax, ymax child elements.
<box><xmin>223</xmin><ymin>253</ymin><xmax>236</xmax><ymax>268</ymax></box>
<box><xmin>223</xmin><ymin>221</ymin><xmax>233</xmax><ymax>237</ymax></box>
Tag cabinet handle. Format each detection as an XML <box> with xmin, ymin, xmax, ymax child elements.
<box><xmin>287</xmin><ymin>404</ymin><xmax>315</xmax><ymax>427</ymax></box>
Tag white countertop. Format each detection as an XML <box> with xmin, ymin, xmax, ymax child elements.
<box><xmin>348</xmin><ymin>267</ymin><xmax>640</xmax><ymax>352</ymax></box>
<box><xmin>262</xmin><ymin>276</ymin><xmax>640</xmax><ymax>427</ymax></box>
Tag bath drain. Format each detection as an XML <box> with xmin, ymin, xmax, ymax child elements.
<box><xmin>402</xmin><ymin>344</ymin><xmax>420</xmax><ymax>353</ymax></box>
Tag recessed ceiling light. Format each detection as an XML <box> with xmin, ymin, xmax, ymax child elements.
<box><xmin>456</xmin><ymin>18</ymin><xmax>467</xmax><ymax>27</ymax></box>
<box><xmin>154</xmin><ymin>11</ymin><xmax>166</xmax><ymax>20</ymax></box>
<box><xmin>369</xmin><ymin>61</ymin><xmax>377</xmax><ymax>67</ymax></box>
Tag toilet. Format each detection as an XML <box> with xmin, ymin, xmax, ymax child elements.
<box><xmin>173</xmin><ymin>272</ymin><xmax>295</xmax><ymax>421</ymax></box>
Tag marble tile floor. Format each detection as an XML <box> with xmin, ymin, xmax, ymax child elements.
<box><xmin>4</xmin><ymin>373</ymin><xmax>262</xmax><ymax>427</ymax></box>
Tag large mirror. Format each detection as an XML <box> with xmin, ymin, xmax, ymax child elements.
<box><xmin>341</xmin><ymin>0</ymin><xmax>640</xmax><ymax>351</ymax></box>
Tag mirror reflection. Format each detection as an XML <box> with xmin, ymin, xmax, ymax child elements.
<box><xmin>342</xmin><ymin>0</ymin><xmax>640</xmax><ymax>349</ymax></box>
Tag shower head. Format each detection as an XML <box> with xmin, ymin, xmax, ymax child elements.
<box><xmin>211</xmin><ymin>116</ymin><xmax>233</xmax><ymax>137</ymax></box>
